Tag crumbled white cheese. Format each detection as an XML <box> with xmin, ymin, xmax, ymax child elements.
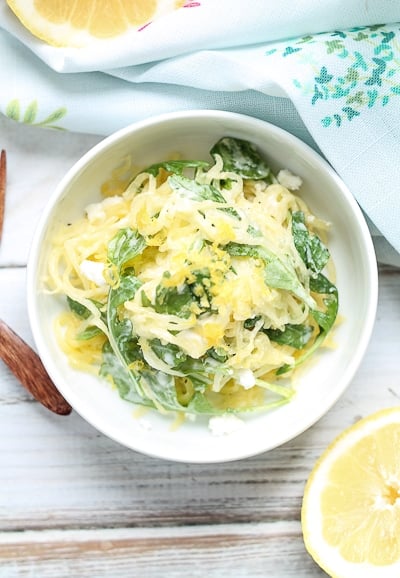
<box><xmin>236</xmin><ymin>368</ymin><xmax>256</xmax><ymax>389</ymax></box>
<box><xmin>80</xmin><ymin>259</ymin><xmax>106</xmax><ymax>286</ymax></box>
<box><xmin>277</xmin><ymin>169</ymin><xmax>303</xmax><ymax>191</ymax></box>
<box><xmin>138</xmin><ymin>418</ymin><xmax>152</xmax><ymax>431</ymax></box>
<box><xmin>208</xmin><ymin>414</ymin><xmax>245</xmax><ymax>436</ymax></box>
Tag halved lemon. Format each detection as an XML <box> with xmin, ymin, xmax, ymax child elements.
<box><xmin>6</xmin><ymin>0</ymin><xmax>183</xmax><ymax>47</ymax></box>
<box><xmin>302</xmin><ymin>407</ymin><xmax>400</xmax><ymax>578</ymax></box>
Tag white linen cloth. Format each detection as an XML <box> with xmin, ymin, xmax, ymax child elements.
<box><xmin>1</xmin><ymin>0</ymin><xmax>400</xmax><ymax>265</ymax></box>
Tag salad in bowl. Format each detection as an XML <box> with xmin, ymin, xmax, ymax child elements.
<box><xmin>27</xmin><ymin>111</ymin><xmax>376</xmax><ymax>462</ymax></box>
<box><xmin>45</xmin><ymin>136</ymin><xmax>338</xmax><ymax>417</ymax></box>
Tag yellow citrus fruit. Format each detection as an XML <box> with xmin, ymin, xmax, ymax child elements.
<box><xmin>302</xmin><ymin>407</ymin><xmax>400</xmax><ymax>578</ymax></box>
<box><xmin>6</xmin><ymin>0</ymin><xmax>184</xmax><ymax>47</ymax></box>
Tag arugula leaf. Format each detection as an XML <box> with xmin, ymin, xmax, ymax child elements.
<box><xmin>149</xmin><ymin>339</ymin><xmax>188</xmax><ymax>367</ymax></box>
<box><xmin>106</xmin><ymin>271</ymin><xmax>149</xmax><ymax>397</ymax></box>
<box><xmin>77</xmin><ymin>325</ymin><xmax>104</xmax><ymax>341</ymax></box>
<box><xmin>309</xmin><ymin>271</ymin><xmax>337</xmax><ymax>294</ymax></box>
<box><xmin>143</xmin><ymin>160</ymin><xmax>209</xmax><ymax>177</ymax></box>
<box><xmin>247</xmin><ymin>224</ymin><xmax>262</xmax><ymax>237</ymax></box>
<box><xmin>140</xmin><ymin>290</ymin><xmax>152</xmax><ymax>307</ymax></box>
<box><xmin>149</xmin><ymin>339</ymin><xmax>216</xmax><ymax>390</ymax></box>
<box><xmin>276</xmin><ymin>273</ymin><xmax>338</xmax><ymax>375</ymax></box>
<box><xmin>140</xmin><ymin>368</ymin><xmax>187</xmax><ymax>411</ymax></box>
<box><xmin>67</xmin><ymin>296</ymin><xmax>91</xmax><ymax>319</ymax></box>
<box><xmin>107</xmin><ymin>227</ymin><xmax>146</xmax><ymax>269</ymax></box>
<box><xmin>103</xmin><ymin>336</ymin><xmax>191</xmax><ymax>412</ymax></box>
<box><xmin>276</xmin><ymin>329</ymin><xmax>329</xmax><ymax>376</ymax></box>
<box><xmin>154</xmin><ymin>281</ymin><xmax>194</xmax><ymax>319</ymax></box>
<box><xmin>224</xmin><ymin>242</ymin><xmax>315</xmax><ymax>308</ymax></box>
<box><xmin>107</xmin><ymin>274</ymin><xmax>142</xmax><ymax>350</ymax></box>
<box><xmin>168</xmin><ymin>174</ymin><xmax>226</xmax><ymax>203</ymax></box>
<box><xmin>148</xmin><ymin>340</ymin><xmax>240</xmax><ymax>412</ymax></box>
<box><xmin>186</xmin><ymin>392</ymin><xmax>224</xmax><ymax>414</ymax></box>
<box><xmin>168</xmin><ymin>174</ymin><xmax>240</xmax><ymax>219</ymax></box>
<box><xmin>154</xmin><ymin>268</ymin><xmax>213</xmax><ymax>319</ymax></box>
<box><xmin>210</xmin><ymin>137</ymin><xmax>271</xmax><ymax>180</ymax></box>
<box><xmin>67</xmin><ymin>297</ymin><xmax>106</xmax><ymax>340</ymax></box>
<box><xmin>264</xmin><ymin>324</ymin><xmax>314</xmax><ymax>349</ymax></box>
<box><xmin>100</xmin><ymin>343</ymin><xmax>153</xmax><ymax>406</ymax></box>
<box><xmin>189</xmin><ymin>268</ymin><xmax>213</xmax><ymax>305</ymax></box>
<box><xmin>243</xmin><ymin>316</ymin><xmax>262</xmax><ymax>331</ymax></box>
<box><xmin>310</xmin><ymin>274</ymin><xmax>339</xmax><ymax>333</ymax></box>
<box><xmin>280</xmin><ymin>212</ymin><xmax>338</xmax><ymax>372</ymax></box>
<box><xmin>244</xmin><ymin>316</ymin><xmax>313</xmax><ymax>349</ymax></box>
<box><xmin>291</xmin><ymin>211</ymin><xmax>330</xmax><ymax>274</ymax></box>
<box><xmin>106</xmin><ymin>228</ymin><xmax>146</xmax><ymax>351</ymax></box>
<box><xmin>208</xmin><ymin>347</ymin><xmax>229</xmax><ymax>363</ymax></box>
<box><xmin>143</xmin><ymin>369</ymin><xmax>227</xmax><ymax>414</ymax></box>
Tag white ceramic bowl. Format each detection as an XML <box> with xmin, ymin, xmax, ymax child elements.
<box><xmin>27</xmin><ymin>110</ymin><xmax>378</xmax><ymax>463</ymax></box>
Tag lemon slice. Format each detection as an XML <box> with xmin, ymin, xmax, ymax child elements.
<box><xmin>6</xmin><ymin>0</ymin><xmax>183</xmax><ymax>47</ymax></box>
<box><xmin>302</xmin><ymin>407</ymin><xmax>400</xmax><ymax>578</ymax></box>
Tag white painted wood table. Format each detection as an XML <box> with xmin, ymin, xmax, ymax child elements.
<box><xmin>0</xmin><ymin>115</ymin><xmax>399</xmax><ymax>578</ymax></box>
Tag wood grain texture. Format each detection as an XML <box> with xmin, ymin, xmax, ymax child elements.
<box><xmin>0</xmin><ymin>268</ymin><xmax>399</xmax><ymax>534</ymax></box>
<box><xmin>0</xmin><ymin>523</ymin><xmax>326</xmax><ymax>578</ymax></box>
<box><xmin>0</xmin><ymin>149</ymin><xmax>6</xmax><ymax>242</ymax></box>
<box><xmin>0</xmin><ymin>116</ymin><xmax>399</xmax><ymax>578</ymax></box>
<box><xmin>0</xmin><ymin>319</ymin><xmax>71</xmax><ymax>415</ymax></box>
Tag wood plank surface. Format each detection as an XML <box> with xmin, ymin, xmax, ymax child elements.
<box><xmin>0</xmin><ymin>268</ymin><xmax>399</xmax><ymax>532</ymax></box>
<box><xmin>0</xmin><ymin>115</ymin><xmax>399</xmax><ymax>578</ymax></box>
<box><xmin>0</xmin><ymin>523</ymin><xmax>325</xmax><ymax>578</ymax></box>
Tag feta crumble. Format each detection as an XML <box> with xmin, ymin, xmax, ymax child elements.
<box><xmin>277</xmin><ymin>169</ymin><xmax>303</xmax><ymax>191</ymax></box>
<box><xmin>80</xmin><ymin>259</ymin><xmax>106</xmax><ymax>286</ymax></box>
<box><xmin>138</xmin><ymin>418</ymin><xmax>152</xmax><ymax>431</ymax></box>
<box><xmin>236</xmin><ymin>368</ymin><xmax>256</xmax><ymax>389</ymax></box>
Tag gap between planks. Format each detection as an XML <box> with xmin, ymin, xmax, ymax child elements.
<box><xmin>0</xmin><ymin>522</ymin><xmax>317</xmax><ymax>578</ymax></box>
<box><xmin>0</xmin><ymin>521</ymin><xmax>301</xmax><ymax>556</ymax></box>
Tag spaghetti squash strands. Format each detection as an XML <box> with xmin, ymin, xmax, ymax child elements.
<box><xmin>45</xmin><ymin>137</ymin><xmax>339</xmax><ymax>417</ymax></box>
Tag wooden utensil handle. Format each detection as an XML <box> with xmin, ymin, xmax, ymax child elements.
<box><xmin>0</xmin><ymin>320</ymin><xmax>72</xmax><ymax>415</ymax></box>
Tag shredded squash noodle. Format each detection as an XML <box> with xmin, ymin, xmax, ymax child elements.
<box><xmin>45</xmin><ymin>137</ymin><xmax>338</xmax><ymax>416</ymax></box>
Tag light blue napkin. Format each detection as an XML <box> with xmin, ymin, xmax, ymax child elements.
<box><xmin>1</xmin><ymin>1</ymin><xmax>400</xmax><ymax>266</ymax></box>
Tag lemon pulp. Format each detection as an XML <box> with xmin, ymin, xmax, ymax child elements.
<box><xmin>302</xmin><ymin>408</ymin><xmax>400</xmax><ymax>577</ymax></box>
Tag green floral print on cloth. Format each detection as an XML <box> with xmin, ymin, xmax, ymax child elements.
<box><xmin>266</xmin><ymin>25</ymin><xmax>400</xmax><ymax>127</ymax></box>
<box><xmin>6</xmin><ymin>99</ymin><xmax>67</xmax><ymax>130</ymax></box>
<box><xmin>1</xmin><ymin>2</ymin><xmax>400</xmax><ymax>265</ymax></box>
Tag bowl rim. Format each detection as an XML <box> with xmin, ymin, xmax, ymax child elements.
<box><xmin>26</xmin><ymin>109</ymin><xmax>379</xmax><ymax>462</ymax></box>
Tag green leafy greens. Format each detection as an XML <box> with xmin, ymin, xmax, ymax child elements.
<box><xmin>210</xmin><ymin>137</ymin><xmax>272</xmax><ymax>180</ymax></box>
<box><xmin>60</xmin><ymin>136</ymin><xmax>339</xmax><ymax>417</ymax></box>
<box><xmin>275</xmin><ymin>211</ymin><xmax>338</xmax><ymax>375</ymax></box>
<box><xmin>224</xmin><ymin>241</ymin><xmax>316</xmax><ymax>309</ymax></box>
<box><xmin>168</xmin><ymin>174</ymin><xmax>240</xmax><ymax>219</ymax></box>
<box><xmin>143</xmin><ymin>159</ymin><xmax>210</xmax><ymax>177</ymax></box>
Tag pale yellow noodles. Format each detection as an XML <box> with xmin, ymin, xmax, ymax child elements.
<box><xmin>45</xmin><ymin>153</ymin><xmax>333</xmax><ymax>413</ymax></box>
